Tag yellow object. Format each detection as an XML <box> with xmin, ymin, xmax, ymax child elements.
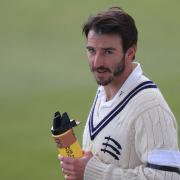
<box><xmin>51</xmin><ymin>112</ymin><xmax>83</xmax><ymax>158</ymax></box>
<box><xmin>58</xmin><ymin>140</ymin><xmax>83</xmax><ymax>158</ymax></box>
<box><xmin>52</xmin><ymin>129</ymin><xmax>83</xmax><ymax>158</ymax></box>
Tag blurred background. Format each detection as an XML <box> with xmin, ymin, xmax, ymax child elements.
<box><xmin>0</xmin><ymin>0</ymin><xmax>180</xmax><ymax>179</ymax></box>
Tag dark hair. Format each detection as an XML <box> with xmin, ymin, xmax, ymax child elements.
<box><xmin>82</xmin><ymin>7</ymin><xmax>138</xmax><ymax>53</ymax></box>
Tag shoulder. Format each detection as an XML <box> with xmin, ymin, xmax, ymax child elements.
<box><xmin>128</xmin><ymin>78</ymin><xmax>167</xmax><ymax>109</ymax></box>
<box><xmin>126</xmin><ymin>79</ymin><xmax>175</xmax><ymax>121</ymax></box>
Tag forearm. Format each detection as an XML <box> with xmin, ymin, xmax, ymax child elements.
<box><xmin>84</xmin><ymin>155</ymin><xmax>179</xmax><ymax>180</ymax></box>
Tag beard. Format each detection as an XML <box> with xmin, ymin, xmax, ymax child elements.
<box><xmin>91</xmin><ymin>56</ymin><xmax>125</xmax><ymax>86</ymax></box>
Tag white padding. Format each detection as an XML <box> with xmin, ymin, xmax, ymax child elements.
<box><xmin>148</xmin><ymin>149</ymin><xmax>180</xmax><ymax>167</ymax></box>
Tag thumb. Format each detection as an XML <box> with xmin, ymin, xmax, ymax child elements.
<box><xmin>83</xmin><ymin>150</ymin><xmax>93</xmax><ymax>157</ymax></box>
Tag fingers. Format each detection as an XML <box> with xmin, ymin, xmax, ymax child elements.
<box><xmin>61</xmin><ymin>162</ymin><xmax>76</xmax><ymax>175</ymax></box>
<box><xmin>59</xmin><ymin>156</ymin><xmax>77</xmax><ymax>177</ymax></box>
<box><xmin>64</xmin><ymin>174</ymin><xmax>76</xmax><ymax>180</ymax></box>
<box><xmin>58</xmin><ymin>155</ymin><xmax>75</xmax><ymax>164</ymax></box>
<box><xmin>59</xmin><ymin>156</ymin><xmax>76</xmax><ymax>170</ymax></box>
<box><xmin>62</xmin><ymin>168</ymin><xmax>75</xmax><ymax>176</ymax></box>
<box><xmin>58</xmin><ymin>152</ymin><xmax>93</xmax><ymax>180</ymax></box>
<box><xmin>61</xmin><ymin>161</ymin><xmax>74</xmax><ymax>171</ymax></box>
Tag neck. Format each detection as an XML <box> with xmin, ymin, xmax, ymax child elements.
<box><xmin>104</xmin><ymin>63</ymin><xmax>133</xmax><ymax>101</ymax></box>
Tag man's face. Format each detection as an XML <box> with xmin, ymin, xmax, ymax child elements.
<box><xmin>86</xmin><ymin>30</ymin><xmax>126</xmax><ymax>86</ymax></box>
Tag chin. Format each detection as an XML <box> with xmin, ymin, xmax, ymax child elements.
<box><xmin>96</xmin><ymin>78</ymin><xmax>113</xmax><ymax>86</ymax></box>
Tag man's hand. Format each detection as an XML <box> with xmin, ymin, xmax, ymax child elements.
<box><xmin>58</xmin><ymin>151</ymin><xmax>93</xmax><ymax>180</ymax></box>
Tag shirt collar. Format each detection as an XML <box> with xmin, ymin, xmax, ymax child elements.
<box><xmin>119</xmin><ymin>62</ymin><xmax>142</xmax><ymax>95</ymax></box>
<box><xmin>98</xmin><ymin>62</ymin><xmax>143</xmax><ymax>105</ymax></box>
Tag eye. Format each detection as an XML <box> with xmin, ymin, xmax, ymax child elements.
<box><xmin>104</xmin><ymin>49</ymin><xmax>114</xmax><ymax>55</ymax></box>
<box><xmin>87</xmin><ymin>47</ymin><xmax>96</xmax><ymax>55</ymax></box>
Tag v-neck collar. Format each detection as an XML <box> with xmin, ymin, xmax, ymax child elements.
<box><xmin>88</xmin><ymin>68</ymin><xmax>157</xmax><ymax>140</ymax></box>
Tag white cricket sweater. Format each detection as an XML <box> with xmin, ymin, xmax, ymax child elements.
<box><xmin>83</xmin><ymin>63</ymin><xmax>180</xmax><ymax>180</ymax></box>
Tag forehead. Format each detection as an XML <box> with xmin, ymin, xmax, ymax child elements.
<box><xmin>87</xmin><ymin>30</ymin><xmax>122</xmax><ymax>48</ymax></box>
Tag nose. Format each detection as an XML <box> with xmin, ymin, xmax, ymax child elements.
<box><xmin>93</xmin><ymin>53</ymin><xmax>104</xmax><ymax>68</ymax></box>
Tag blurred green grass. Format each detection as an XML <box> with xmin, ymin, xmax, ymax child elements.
<box><xmin>0</xmin><ymin>0</ymin><xmax>180</xmax><ymax>179</ymax></box>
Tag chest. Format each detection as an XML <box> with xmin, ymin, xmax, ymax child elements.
<box><xmin>87</xmin><ymin>81</ymin><xmax>157</xmax><ymax>166</ymax></box>
<box><xmin>89</xmin><ymin>105</ymin><xmax>137</xmax><ymax>167</ymax></box>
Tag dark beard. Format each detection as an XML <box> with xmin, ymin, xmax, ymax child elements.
<box><xmin>95</xmin><ymin>56</ymin><xmax>125</xmax><ymax>86</ymax></box>
<box><xmin>96</xmin><ymin>76</ymin><xmax>113</xmax><ymax>86</ymax></box>
<box><xmin>113</xmin><ymin>57</ymin><xmax>125</xmax><ymax>77</ymax></box>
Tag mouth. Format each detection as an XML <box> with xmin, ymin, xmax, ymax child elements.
<box><xmin>93</xmin><ymin>67</ymin><xmax>111</xmax><ymax>74</ymax></box>
<box><xmin>96</xmin><ymin>69</ymin><xmax>108</xmax><ymax>73</ymax></box>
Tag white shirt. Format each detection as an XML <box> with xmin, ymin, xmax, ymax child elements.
<box><xmin>83</xmin><ymin>62</ymin><xmax>180</xmax><ymax>180</ymax></box>
<box><xmin>95</xmin><ymin>62</ymin><xmax>143</xmax><ymax>126</ymax></box>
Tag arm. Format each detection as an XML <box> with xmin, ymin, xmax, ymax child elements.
<box><xmin>84</xmin><ymin>105</ymin><xmax>179</xmax><ymax>180</ymax></box>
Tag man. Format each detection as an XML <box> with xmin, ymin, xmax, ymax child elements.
<box><xmin>59</xmin><ymin>7</ymin><xmax>180</xmax><ymax>180</ymax></box>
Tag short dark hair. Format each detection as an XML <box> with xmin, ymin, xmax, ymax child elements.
<box><xmin>82</xmin><ymin>7</ymin><xmax>138</xmax><ymax>53</ymax></box>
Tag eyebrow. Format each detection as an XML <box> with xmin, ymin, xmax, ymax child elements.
<box><xmin>102</xmin><ymin>47</ymin><xmax>116</xmax><ymax>51</ymax></box>
<box><xmin>86</xmin><ymin>46</ymin><xmax>116</xmax><ymax>51</ymax></box>
<box><xmin>86</xmin><ymin>46</ymin><xmax>93</xmax><ymax>49</ymax></box>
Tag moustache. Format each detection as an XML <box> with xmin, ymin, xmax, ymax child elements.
<box><xmin>92</xmin><ymin>66</ymin><xmax>111</xmax><ymax>73</ymax></box>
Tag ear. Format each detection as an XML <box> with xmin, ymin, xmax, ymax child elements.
<box><xmin>125</xmin><ymin>45</ymin><xmax>137</xmax><ymax>62</ymax></box>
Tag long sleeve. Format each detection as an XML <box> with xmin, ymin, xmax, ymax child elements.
<box><xmin>84</xmin><ymin>105</ymin><xmax>180</xmax><ymax>180</ymax></box>
<box><xmin>84</xmin><ymin>155</ymin><xmax>180</xmax><ymax>180</ymax></box>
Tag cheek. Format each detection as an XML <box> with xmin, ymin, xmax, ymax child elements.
<box><xmin>87</xmin><ymin>55</ymin><xmax>94</xmax><ymax>66</ymax></box>
<box><xmin>87</xmin><ymin>58</ymin><xmax>93</xmax><ymax>71</ymax></box>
